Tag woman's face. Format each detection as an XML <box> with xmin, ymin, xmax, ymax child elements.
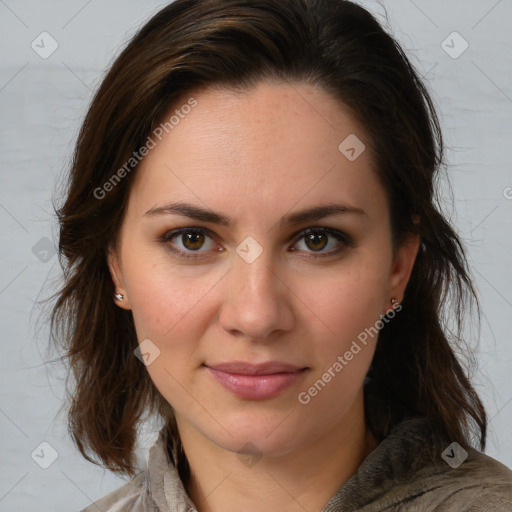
<box><xmin>108</xmin><ymin>80</ymin><xmax>419</xmax><ymax>458</ymax></box>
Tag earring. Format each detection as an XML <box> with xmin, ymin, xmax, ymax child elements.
<box><xmin>391</xmin><ymin>298</ymin><xmax>400</xmax><ymax>308</ymax></box>
<box><xmin>114</xmin><ymin>293</ymin><xmax>125</xmax><ymax>301</ymax></box>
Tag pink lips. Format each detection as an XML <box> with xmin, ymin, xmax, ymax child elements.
<box><xmin>205</xmin><ymin>361</ymin><xmax>308</xmax><ymax>400</ymax></box>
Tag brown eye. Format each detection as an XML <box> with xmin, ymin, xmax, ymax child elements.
<box><xmin>181</xmin><ymin>231</ymin><xmax>206</xmax><ymax>251</ymax></box>
<box><xmin>160</xmin><ymin>227</ymin><xmax>219</xmax><ymax>259</ymax></box>
<box><xmin>291</xmin><ymin>228</ymin><xmax>353</xmax><ymax>258</ymax></box>
<box><xmin>304</xmin><ymin>232</ymin><xmax>328</xmax><ymax>251</ymax></box>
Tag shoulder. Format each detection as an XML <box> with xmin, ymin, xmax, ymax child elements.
<box><xmin>79</xmin><ymin>471</ymin><xmax>148</xmax><ymax>512</ymax></box>
<box><xmin>394</xmin><ymin>427</ymin><xmax>512</xmax><ymax>510</ymax></box>
<box><xmin>428</xmin><ymin>447</ymin><xmax>512</xmax><ymax>511</ymax></box>
<box><xmin>79</xmin><ymin>425</ymin><xmax>193</xmax><ymax>511</ymax></box>
<box><xmin>353</xmin><ymin>416</ymin><xmax>512</xmax><ymax>511</ymax></box>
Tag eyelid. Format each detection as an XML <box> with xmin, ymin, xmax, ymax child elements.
<box><xmin>159</xmin><ymin>226</ymin><xmax>353</xmax><ymax>259</ymax></box>
<box><xmin>289</xmin><ymin>227</ymin><xmax>354</xmax><ymax>258</ymax></box>
<box><xmin>159</xmin><ymin>227</ymin><xmax>219</xmax><ymax>260</ymax></box>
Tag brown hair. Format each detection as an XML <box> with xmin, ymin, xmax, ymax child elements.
<box><xmin>47</xmin><ymin>0</ymin><xmax>486</xmax><ymax>478</ymax></box>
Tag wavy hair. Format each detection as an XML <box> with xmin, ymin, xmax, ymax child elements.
<box><xmin>47</xmin><ymin>0</ymin><xmax>486</xmax><ymax>478</ymax></box>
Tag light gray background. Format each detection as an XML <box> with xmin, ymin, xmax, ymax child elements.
<box><xmin>0</xmin><ymin>0</ymin><xmax>511</xmax><ymax>510</ymax></box>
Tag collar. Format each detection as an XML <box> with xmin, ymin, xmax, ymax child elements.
<box><xmin>144</xmin><ymin>414</ymin><xmax>439</xmax><ymax>511</ymax></box>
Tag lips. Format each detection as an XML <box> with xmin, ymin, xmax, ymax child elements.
<box><xmin>204</xmin><ymin>361</ymin><xmax>308</xmax><ymax>400</ymax></box>
<box><xmin>207</xmin><ymin>361</ymin><xmax>305</xmax><ymax>375</ymax></box>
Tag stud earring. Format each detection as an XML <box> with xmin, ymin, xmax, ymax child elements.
<box><xmin>391</xmin><ymin>297</ymin><xmax>400</xmax><ymax>307</ymax></box>
<box><xmin>114</xmin><ymin>293</ymin><xmax>125</xmax><ymax>301</ymax></box>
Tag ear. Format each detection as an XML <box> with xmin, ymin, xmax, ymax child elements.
<box><xmin>388</xmin><ymin>228</ymin><xmax>421</xmax><ymax>307</ymax></box>
<box><xmin>107</xmin><ymin>246</ymin><xmax>132</xmax><ymax>310</ymax></box>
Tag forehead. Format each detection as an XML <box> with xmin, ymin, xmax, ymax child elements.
<box><xmin>127</xmin><ymin>80</ymin><xmax>386</xmax><ymax>224</ymax></box>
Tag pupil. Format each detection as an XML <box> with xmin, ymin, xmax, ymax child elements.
<box><xmin>183</xmin><ymin>232</ymin><xmax>204</xmax><ymax>250</ymax></box>
<box><xmin>306</xmin><ymin>233</ymin><xmax>327</xmax><ymax>251</ymax></box>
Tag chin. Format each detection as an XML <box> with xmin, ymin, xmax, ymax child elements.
<box><xmin>202</xmin><ymin>409</ymin><xmax>310</xmax><ymax>458</ymax></box>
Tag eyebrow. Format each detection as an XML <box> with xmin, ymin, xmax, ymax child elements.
<box><xmin>144</xmin><ymin>201</ymin><xmax>366</xmax><ymax>226</ymax></box>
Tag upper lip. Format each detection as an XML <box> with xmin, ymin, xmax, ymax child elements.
<box><xmin>205</xmin><ymin>361</ymin><xmax>306</xmax><ymax>375</ymax></box>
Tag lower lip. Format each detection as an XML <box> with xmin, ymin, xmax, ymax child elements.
<box><xmin>206</xmin><ymin>367</ymin><xmax>307</xmax><ymax>400</ymax></box>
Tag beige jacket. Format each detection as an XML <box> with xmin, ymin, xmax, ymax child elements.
<box><xmin>80</xmin><ymin>416</ymin><xmax>512</xmax><ymax>511</ymax></box>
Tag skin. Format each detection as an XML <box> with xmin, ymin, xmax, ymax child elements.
<box><xmin>108</xmin><ymin>80</ymin><xmax>420</xmax><ymax>512</ymax></box>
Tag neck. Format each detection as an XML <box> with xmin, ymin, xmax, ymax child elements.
<box><xmin>176</xmin><ymin>393</ymin><xmax>378</xmax><ymax>512</ymax></box>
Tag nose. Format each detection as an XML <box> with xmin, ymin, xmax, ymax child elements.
<box><xmin>218</xmin><ymin>248</ymin><xmax>295</xmax><ymax>341</ymax></box>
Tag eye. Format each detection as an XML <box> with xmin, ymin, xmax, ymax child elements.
<box><xmin>160</xmin><ymin>227</ymin><xmax>220</xmax><ymax>260</ymax></box>
<box><xmin>290</xmin><ymin>227</ymin><xmax>353</xmax><ymax>258</ymax></box>
<box><xmin>159</xmin><ymin>226</ymin><xmax>353</xmax><ymax>260</ymax></box>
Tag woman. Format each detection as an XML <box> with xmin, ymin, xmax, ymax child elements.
<box><xmin>49</xmin><ymin>0</ymin><xmax>512</xmax><ymax>510</ymax></box>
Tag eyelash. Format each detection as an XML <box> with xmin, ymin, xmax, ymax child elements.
<box><xmin>158</xmin><ymin>227</ymin><xmax>354</xmax><ymax>260</ymax></box>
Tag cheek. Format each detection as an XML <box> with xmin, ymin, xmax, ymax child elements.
<box><xmin>124</xmin><ymin>263</ymin><xmax>218</xmax><ymax>407</ymax></box>
<box><xmin>294</xmin><ymin>273</ymin><xmax>383</xmax><ymax>424</ymax></box>
<box><xmin>123</xmin><ymin>251</ymin><xmax>218</xmax><ymax>339</ymax></box>
<box><xmin>123</xmin><ymin>256</ymin><xmax>227</xmax><ymax>398</ymax></box>
<box><xmin>303</xmin><ymin>258</ymin><xmax>389</xmax><ymax>349</ymax></box>
<box><xmin>293</xmin><ymin>254</ymin><xmax>389</xmax><ymax>407</ymax></box>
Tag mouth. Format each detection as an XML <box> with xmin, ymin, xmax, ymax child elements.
<box><xmin>203</xmin><ymin>361</ymin><xmax>309</xmax><ymax>400</ymax></box>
